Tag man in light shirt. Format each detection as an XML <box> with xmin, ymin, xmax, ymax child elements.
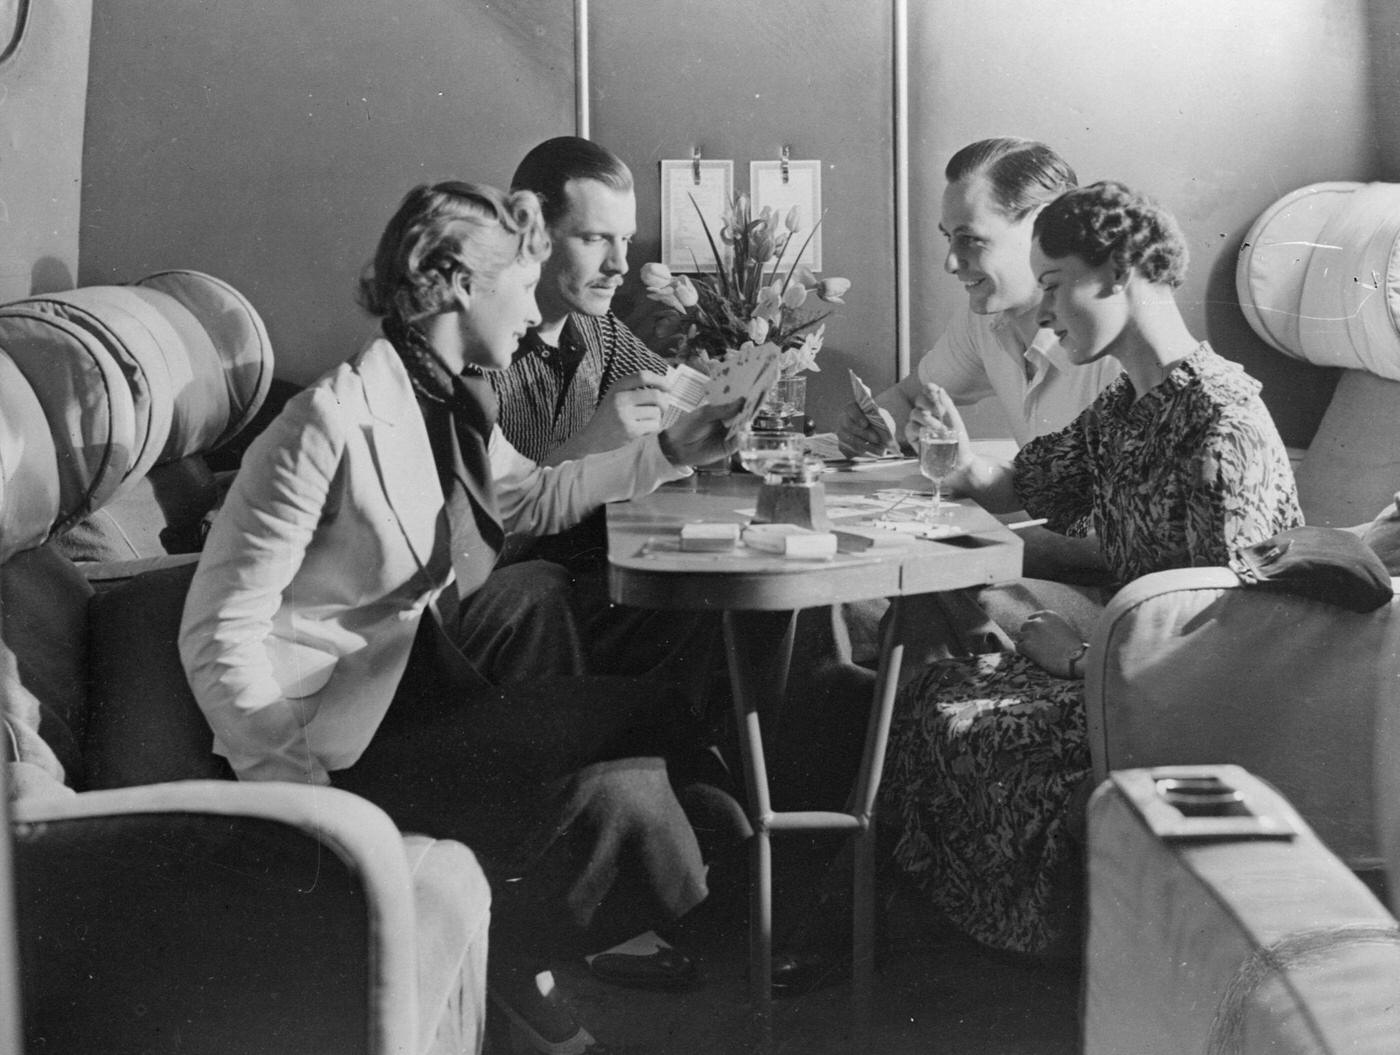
<box><xmin>838</xmin><ymin>137</ymin><xmax>1120</xmax><ymax>585</ymax></box>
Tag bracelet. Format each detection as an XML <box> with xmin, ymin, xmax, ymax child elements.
<box><xmin>1066</xmin><ymin>642</ymin><xmax>1089</xmax><ymax>679</ymax></box>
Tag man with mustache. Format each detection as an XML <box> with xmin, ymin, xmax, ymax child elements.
<box><xmin>492</xmin><ymin>136</ymin><xmax>746</xmax><ymax>999</ymax></box>
<box><xmin>492</xmin><ymin>136</ymin><xmax>671</xmax><ymax>466</ymax></box>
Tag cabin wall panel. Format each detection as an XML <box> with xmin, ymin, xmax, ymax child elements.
<box><xmin>79</xmin><ymin>1</ymin><xmax>574</xmax><ymax>386</ymax></box>
<box><xmin>78</xmin><ymin>1</ymin><xmax>1388</xmax><ymax>449</ymax></box>
<box><xmin>588</xmin><ymin>0</ymin><xmax>897</xmax><ymax>431</ymax></box>
<box><xmin>0</xmin><ymin>1</ymin><xmax>92</xmax><ymax>303</ymax></box>
<box><xmin>1368</xmin><ymin>0</ymin><xmax>1400</xmax><ymax>180</ymax></box>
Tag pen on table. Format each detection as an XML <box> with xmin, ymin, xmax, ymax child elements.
<box><xmin>881</xmin><ymin>493</ymin><xmax>910</xmax><ymax>518</ymax></box>
<box><xmin>1006</xmin><ymin>518</ymin><xmax>1048</xmax><ymax>532</ymax></box>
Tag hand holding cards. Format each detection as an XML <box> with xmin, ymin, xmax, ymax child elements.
<box><xmin>848</xmin><ymin>369</ymin><xmax>900</xmax><ymax>455</ymax></box>
<box><xmin>659</xmin><ymin>363</ymin><xmax>711</xmax><ymax>429</ymax></box>
<box><xmin>660</xmin><ymin>344</ymin><xmax>783</xmax><ymax>429</ymax></box>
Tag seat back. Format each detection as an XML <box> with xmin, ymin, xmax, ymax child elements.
<box><xmin>1236</xmin><ymin>181</ymin><xmax>1400</xmax><ymax>526</ymax></box>
<box><xmin>0</xmin><ymin>309</ymin><xmax>136</xmax><ymax>540</ymax></box>
<box><xmin>0</xmin><ymin>271</ymin><xmax>275</xmax><ymax>562</ymax></box>
<box><xmin>0</xmin><ymin>272</ymin><xmax>272</xmax><ymax>787</ymax></box>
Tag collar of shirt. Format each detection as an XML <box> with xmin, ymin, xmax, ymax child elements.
<box><xmin>514</xmin><ymin>319</ymin><xmax>588</xmax><ymax>372</ymax></box>
<box><xmin>989</xmin><ymin>314</ymin><xmax>1074</xmax><ymax>384</ymax></box>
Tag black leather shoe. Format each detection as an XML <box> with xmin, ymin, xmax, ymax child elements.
<box><xmin>586</xmin><ymin>933</ymin><xmax>700</xmax><ymax>991</ymax></box>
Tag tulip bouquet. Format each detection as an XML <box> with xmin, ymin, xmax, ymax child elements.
<box><xmin>640</xmin><ymin>192</ymin><xmax>850</xmax><ymax>379</ymax></box>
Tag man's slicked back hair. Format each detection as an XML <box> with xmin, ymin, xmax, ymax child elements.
<box><xmin>944</xmin><ymin>137</ymin><xmax>1077</xmax><ymax>222</ymax></box>
<box><xmin>511</xmin><ymin>136</ymin><xmax>633</xmax><ymax>228</ymax></box>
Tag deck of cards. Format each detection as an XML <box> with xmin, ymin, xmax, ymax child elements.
<box><xmin>659</xmin><ymin>345</ymin><xmax>783</xmax><ymax>429</ymax></box>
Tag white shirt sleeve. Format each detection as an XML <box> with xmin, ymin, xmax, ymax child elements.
<box><xmin>490</xmin><ymin>427</ymin><xmax>690</xmax><ymax>536</ymax></box>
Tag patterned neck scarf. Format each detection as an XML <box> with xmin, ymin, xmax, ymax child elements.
<box><xmin>383</xmin><ymin>314</ymin><xmax>503</xmax><ymax>605</ymax></box>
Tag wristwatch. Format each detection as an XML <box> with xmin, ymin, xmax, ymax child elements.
<box><xmin>1066</xmin><ymin>642</ymin><xmax>1090</xmax><ymax>679</ymax></box>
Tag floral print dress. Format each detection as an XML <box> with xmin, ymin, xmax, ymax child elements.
<box><xmin>880</xmin><ymin>344</ymin><xmax>1302</xmax><ymax>956</ymax></box>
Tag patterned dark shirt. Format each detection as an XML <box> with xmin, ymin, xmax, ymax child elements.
<box><xmin>1013</xmin><ymin>344</ymin><xmax>1303</xmax><ymax>586</ymax></box>
<box><xmin>489</xmin><ymin>311</ymin><xmax>669</xmax><ymax>463</ymax></box>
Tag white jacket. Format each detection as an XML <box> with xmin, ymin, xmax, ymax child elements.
<box><xmin>179</xmin><ymin>337</ymin><xmax>686</xmax><ymax>784</ymax></box>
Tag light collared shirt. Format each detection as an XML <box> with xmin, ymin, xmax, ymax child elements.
<box><xmin>915</xmin><ymin>306</ymin><xmax>1121</xmax><ymax>446</ymax></box>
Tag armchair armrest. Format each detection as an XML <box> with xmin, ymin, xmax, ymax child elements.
<box><xmin>1085</xmin><ymin>766</ymin><xmax>1400</xmax><ymax>1054</ymax></box>
<box><xmin>1084</xmin><ymin>567</ymin><xmax>1400</xmax><ymax>869</ymax></box>
<box><xmin>12</xmin><ymin>780</ymin><xmax>488</xmax><ymax>1055</ymax></box>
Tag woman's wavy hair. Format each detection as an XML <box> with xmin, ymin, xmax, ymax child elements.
<box><xmin>357</xmin><ymin>180</ymin><xmax>550</xmax><ymax>322</ymax></box>
<box><xmin>945</xmin><ymin>137</ymin><xmax>1078</xmax><ymax>222</ymax></box>
<box><xmin>1033</xmin><ymin>180</ymin><xmax>1189</xmax><ymax>288</ymax></box>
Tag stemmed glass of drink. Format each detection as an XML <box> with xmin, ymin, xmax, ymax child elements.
<box><xmin>917</xmin><ymin>423</ymin><xmax>959</xmax><ymax>522</ymax></box>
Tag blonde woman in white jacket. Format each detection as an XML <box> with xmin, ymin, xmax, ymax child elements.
<box><xmin>180</xmin><ymin>181</ymin><xmax>745</xmax><ymax>1055</ymax></box>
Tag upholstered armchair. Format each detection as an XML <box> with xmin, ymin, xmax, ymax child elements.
<box><xmin>2</xmin><ymin>272</ymin><xmax>490</xmax><ymax>1054</ymax></box>
<box><xmin>1083</xmin><ymin>564</ymin><xmax>1400</xmax><ymax>872</ymax></box>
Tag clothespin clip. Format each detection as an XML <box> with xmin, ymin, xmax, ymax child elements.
<box><xmin>780</xmin><ymin>145</ymin><xmax>791</xmax><ymax>184</ymax></box>
<box><xmin>692</xmin><ymin>146</ymin><xmax>702</xmax><ymax>185</ymax></box>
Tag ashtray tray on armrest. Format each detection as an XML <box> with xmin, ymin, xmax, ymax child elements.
<box><xmin>1112</xmin><ymin>766</ymin><xmax>1299</xmax><ymax>842</ymax></box>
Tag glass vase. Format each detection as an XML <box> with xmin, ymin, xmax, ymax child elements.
<box><xmin>753</xmin><ymin>374</ymin><xmax>807</xmax><ymax>432</ymax></box>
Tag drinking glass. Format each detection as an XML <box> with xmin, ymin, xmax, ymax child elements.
<box><xmin>753</xmin><ymin>375</ymin><xmax>807</xmax><ymax>431</ymax></box>
<box><xmin>917</xmin><ymin>425</ymin><xmax>959</xmax><ymax>521</ymax></box>
<box><xmin>737</xmin><ymin>427</ymin><xmax>803</xmax><ymax>476</ymax></box>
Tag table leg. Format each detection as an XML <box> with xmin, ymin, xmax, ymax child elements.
<box><xmin>721</xmin><ymin>609</ymin><xmax>797</xmax><ymax>1053</ymax></box>
<box><xmin>850</xmin><ymin>595</ymin><xmax>906</xmax><ymax>1052</ymax></box>
<box><xmin>723</xmin><ymin>602</ymin><xmax>906</xmax><ymax>1053</ymax></box>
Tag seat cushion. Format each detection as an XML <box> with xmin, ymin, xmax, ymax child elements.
<box><xmin>1294</xmin><ymin>369</ymin><xmax>1400</xmax><ymax>527</ymax></box>
<box><xmin>0</xmin><ymin>308</ymin><xmax>137</xmax><ymax>534</ymax></box>
<box><xmin>1235</xmin><ymin>181</ymin><xmax>1361</xmax><ymax>358</ymax></box>
<box><xmin>133</xmin><ymin>270</ymin><xmax>274</xmax><ymax>452</ymax></box>
<box><xmin>1298</xmin><ymin>181</ymin><xmax>1400</xmax><ymax>380</ymax></box>
<box><xmin>21</xmin><ymin>288</ymin><xmax>178</xmax><ymax>488</ymax></box>
<box><xmin>84</xmin><ymin>559</ymin><xmax>232</xmax><ymax>788</ymax></box>
<box><xmin>0</xmin><ymin>351</ymin><xmax>61</xmax><ymax>560</ymax></box>
<box><xmin>53</xmin><ymin>455</ymin><xmax>222</xmax><ymax>563</ymax></box>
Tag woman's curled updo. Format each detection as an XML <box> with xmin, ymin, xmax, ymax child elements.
<box><xmin>1033</xmin><ymin>180</ymin><xmax>1188</xmax><ymax>288</ymax></box>
<box><xmin>358</xmin><ymin>180</ymin><xmax>550</xmax><ymax>323</ymax></box>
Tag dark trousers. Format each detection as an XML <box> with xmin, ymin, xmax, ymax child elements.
<box><xmin>333</xmin><ymin>561</ymin><xmax>738</xmax><ymax>968</ymax></box>
<box><xmin>501</xmin><ymin>515</ymin><xmax>730</xmax><ymax>721</ymax></box>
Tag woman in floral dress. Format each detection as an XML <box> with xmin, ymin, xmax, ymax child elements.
<box><xmin>880</xmin><ymin>181</ymin><xmax>1302</xmax><ymax>957</ymax></box>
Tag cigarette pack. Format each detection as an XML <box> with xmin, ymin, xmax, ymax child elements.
<box><xmin>741</xmin><ymin>523</ymin><xmax>837</xmax><ymax>560</ymax></box>
<box><xmin>679</xmin><ymin>521</ymin><xmax>740</xmax><ymax>551</ymax></box>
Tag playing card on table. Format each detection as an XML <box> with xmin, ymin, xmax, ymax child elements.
<box><xmin>848</xmin><ymin>369</ymin><xmax>899</xmax><ymax>453</ymax></box>
<box><xmin>707</xmin><ymin>344</ymin><xmax>782</xmax><ymax>424</ymax></box>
